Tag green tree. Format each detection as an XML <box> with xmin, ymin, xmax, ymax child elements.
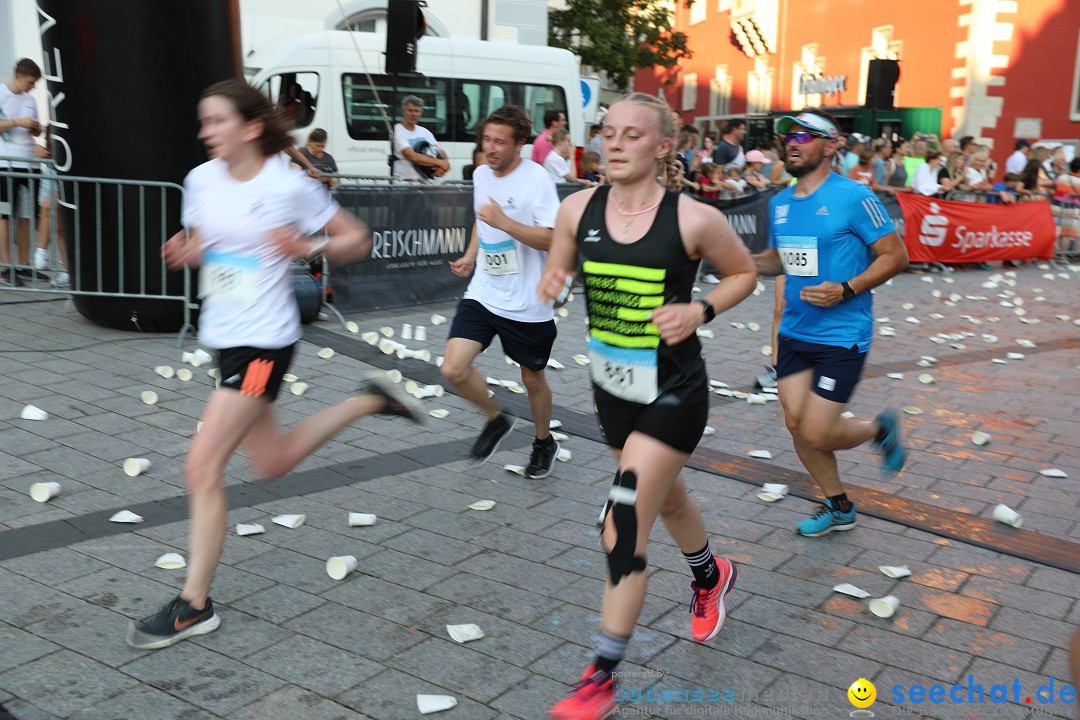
<box><xmin>549</xmin><ymin>0</ymin><xmax>694</xmax><ymax>91</ymax></box>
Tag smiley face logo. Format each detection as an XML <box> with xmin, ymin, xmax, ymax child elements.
<box><xmin>848</xmin><ymin>678</ymin><xmax>877</xmax><ymax>709</ymax></box>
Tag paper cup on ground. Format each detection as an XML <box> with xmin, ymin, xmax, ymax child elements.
<box><xmin>345</xmin><ymin>320</ymin><xmax>360</xmax><ymax>333</ymax></box>
<box><xmin>429</xmin><ymin>409</ymin><xmax>449</xmax><ymax>419</ymax></box>
<box><xmin>29</xmin><ymin>481</ymin><xmax>61</xmax><ymax>503</ymax></box>
<box><xmin>282</xmin><ymin>373</ymin><xmax>298</xmax><ymax>383</ymax></box>
<box><xmin>155</xmin><ymin>553</ymin><xmax>186</xmax><ymax>570</ymax></box>
<box><xmin>879</xmin><ymin>565</ymin><xmax>912</xmax><ymax>579</ymax></box>
<box><xmin>141</xmin><ymin>390</ymin><xmax>159</xmax><ymax>405</ymax></box>
<box><xmin>154</xmin><ymin>365</ymin><xmax>174</xmax><ymax>378</ymax></box>
<box><xmin>400</xmin><ymin>323</ymin><xmax>413</xmax><ymax>340</ymax></box>
<box><xmin>414</xmin><ymin>325</ymin><xmax>427</xmax><ymax>342</ymax></box>
<box><xmin>317</xmin><ymin>347</ymin><xmax>335</xmax><ymax>359</ymax></box>
<box><xmin>109</xmin><ymin>510</ymin><xmax>144</xmax><ymax>523</ymax></box>
<box><xmin>446</xmin><ymin>623</ymin><xmax>485</xmax><ymax>643</ymax></box>
<box><xmin>123</xmin><ymin>458</ymin><xmax>151</xmax><ymax>477</ymax></box>
<box><xmin>385</xmin><ymin>369</ymin><xmax>403</xmax><ymax>383</ymax></box>
<box><xmin>326</xmin><ymin>555</ymin><xmax>358</xmax><ymax>580</ymax></box>
<box><xmin>290</xmin><ymin>382</ymin><xmax>309</xmax><ymax>396</ymax></box>
<box><xmin>833</xmin><ymin>583</ymin><xmax>871</xmax><ymax>599</ymax></box>
<box><xmin>20</xmin><ymin>404</ymin><xmax>48</xmax><ymax>421</ymax></box>
<box><xmin>362</xmin><ymin>331</ymin><xmax>379</xmax><ymax>345</ymax></box>
<box><xmin>176</xmin><ymin>368</ymin><xmax>193</xmax><ymax>382</ymax></box>
<box><xmin>348</xmin><ymin>512</ymin><xmax>377</xmax><ymax>527</ymax></box>
<box><xmin>869</xmin><ymin>595</ymin><xmax>900</xmax><ymax>619</ymax></box>
<box><xmin>380</xmin><ymin>326</ymin><xmax>394</xmax><ymax>337</ymax></box>
<box><xmin>992</xmin><ymin>503</ymin><xmax>1023</xmax><ymax>528</ymax></box>
<box><xmin>272</xmin><ymin>514</ymin><xmax>306</xmax><ymax>529</ymax></box>
<box><xmin>430</xmin><ymin>314</ymin><xmax>446</xmax><ymax>325</ymax></box>
<box><xmin>236</xmin><ymin>523</ymin><xmax>265</xmax><ymax>536</ymax></box>
<box><xmin>417</xmin><ymin>695</ymin><xmax>457</xmax><ymax>715</ymax></box>
<box><xmin>761</xmin><ymin>483</ymin><xmax>788</xmax><ymax>496</ymax></box>
<box><xmin>469</xmin><ymin>500</ymin><xmax>496</xmax><ymax>511</ymax></box>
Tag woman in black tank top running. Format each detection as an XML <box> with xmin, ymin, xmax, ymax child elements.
<box><xmin>538</xmin><ymin>92</ymin><xmax>757</xmax><ymax>720</ymax></box>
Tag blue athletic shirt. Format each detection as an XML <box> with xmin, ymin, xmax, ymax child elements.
<box><xmin>769</xmin><ymin>173</ymin><xmax>895</xmax><ymax>353</ymax></box>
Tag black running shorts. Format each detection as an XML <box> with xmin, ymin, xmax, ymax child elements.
<box><xmin>449</xmin><ymin>299</ymin><xmax>556</xmax><ymax>372</ymax></box>
<box><xmin>217</xmin><ymin>344</ymin><xmax>296</xmax><ymax>402</ymax></box>
<box><xmin>775</xmin><ymin>335</ymin><xmax>867</xmax><ymax>404</ymax></box>
<box><xmin>594</xmin><ymin>386</ymin><xmax>709</xmax><ymax>454</ymax></box>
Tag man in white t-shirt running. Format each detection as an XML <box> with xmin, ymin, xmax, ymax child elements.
<box><xmin>392</xmin><ymin>95</ymin><xmax>450</xmax><ymax>181</ymax></box>
<box><xmin>442</xmin><ymin>104</ymin><xmax>562</xmax><ymax>479</ymax></box>
<box><xmin>0</xmin><ymin>58</ymin><xmax>43</xmax><ymax>287</ymax></box>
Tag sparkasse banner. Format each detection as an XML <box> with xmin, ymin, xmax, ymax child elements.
<box><xmin>897</xmin><ymin>194</ymin><xmax>1055</xmax><ymax>263</ymax></box>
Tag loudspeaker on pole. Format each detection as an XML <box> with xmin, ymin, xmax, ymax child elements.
<box><xmin>386</xmin><ymin>0</ymin><xmax>427</xmax><ymax>75</ymax></box>
<box><xmin>866</xmin><ymin>59</ymin><xmax>900</xmax><ymax>111</ymax></box>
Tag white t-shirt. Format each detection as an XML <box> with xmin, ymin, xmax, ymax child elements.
<box><xmin>181</xmin><ymin>158</ymin><xmax>338</xmax><ymax>350</ymax></box>
<box><xmin>464</xmin><ymin>160</ymin><xmax>559</xmax><ymax>323</ymax></box>
<box><xmin>1005</xmin><ymin>150</ymin><xmax>1028</xmax><ymax>175</ymax></box>
<box><xmin>0</xmin><ymin>84</ymin><xmax>40</xmax><ymax>169</ymax></box>
<box><xmin>543</xmin><ymin>152</ymin><xmax>571</xmax><ymax>183</ymax></box>
<box><xmin>393</xmin><ymin>123</ymin><xmax>439</xmax><ymax>179</ymax></box>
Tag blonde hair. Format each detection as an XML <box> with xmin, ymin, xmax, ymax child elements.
<box><xmin>608</xmin><ymin>92</ymin><xmax>681</xmax><ymax>190</ymax></box>
<box><xmin>550</xmin><ymin>128</ymin><xmax>569</xmax><ymax>146</ymax></box>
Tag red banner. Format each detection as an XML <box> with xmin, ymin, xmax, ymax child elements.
<box><xmin>897</xmin><ymin>194</ymin><xmax>1055</xmax><ymax>263</ymax></box>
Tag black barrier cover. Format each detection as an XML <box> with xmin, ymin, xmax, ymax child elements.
<box><xmin>38</xmin><ymin>0</ymin><xmax>241</xmax><ymax>332</ymax></box>
<box><xmin>329</xmin><ymin>183</ymin><xmax>902</xmax><ymax>313</ymax></box>
<box><xmin>330</xmin><ymin>184</ymin><xmax>472</xmax><ymax>312</ymax></box>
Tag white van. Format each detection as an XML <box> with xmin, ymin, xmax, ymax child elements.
<box><xmin>246</xmin><ymin>31</ymin><xmax>584</xmax><ymax>178</ymax></box>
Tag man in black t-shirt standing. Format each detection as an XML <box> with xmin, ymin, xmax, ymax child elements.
<box><xmin>711</xmin><ymin>118</ymin><xmax>746</xmax><ymax>170</ymax></box>
<box><xmin>291</xmin><ymin>128</ymin><xmax>339</xmax><ymax>187</ymax></box>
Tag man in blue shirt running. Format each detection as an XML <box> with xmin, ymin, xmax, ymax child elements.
<box><xmin>751</xmin><ymin>109</ymin><xmax>910</xmax><ymax>537</ymax></box>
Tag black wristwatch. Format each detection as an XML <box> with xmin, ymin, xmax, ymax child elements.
<box><xmin>697</xmin><ymin>300</ymin><xmax>716</xmax><ymax>324</ymax></box>
<box><xmin>841</xmin><ymin>281</ymin><xmax>856</xmax><ymax>301</ymax></box>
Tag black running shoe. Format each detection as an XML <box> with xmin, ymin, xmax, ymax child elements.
<box><xmin>524</xmin><ymin>438</ymin><xmax>559</xmax><ymax>479</ymax></box>
<box><xmin>469</xmin><ymin>413</ymin><xmax>516</xmax><ymax>464</ymax></box>
<box><xmin>359</xmin><ymin>375</ymin><xmax>424</xmax><ymax>423</ymax></box>
<box><xmin>0</xmin><ymin>269</ymin><xmax>22</xmax><ymax>287</ymax></box>
<box><xmin>14</xmin><ymin>267</ymin><xmax>49</xmax><ymax>282</ymax></box>
<box><xmin>126</xmin><ymin>596</ymin><xmax>220</xmax><ymax>650</ymax></box>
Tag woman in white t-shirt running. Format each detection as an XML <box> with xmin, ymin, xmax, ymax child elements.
<box><xmin>127</xmin><ymin>79</ymin><xmax>422</xmax><ymax>650</ymax></box>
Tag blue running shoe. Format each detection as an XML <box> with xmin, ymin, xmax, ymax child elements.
<box><xmin>875</xmin><ymin>409</ymin><xmax>907</xmax><ymax>473</ymax></box>
<box><xmin>795</xmin><ymin>500</ymin><xmax>857</xmax><ymax>537</ymax></box>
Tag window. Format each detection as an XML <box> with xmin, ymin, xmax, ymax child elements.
<box><xmin>260</xmin><ymin>72</ymin><xmax>320</xmax><ymax>129</ymax></box>
<box><xmin>711</xmin><ymin>65</ymin><xmax>732</xmax><ymax>117</ymax></box>
<box><xmin>690</xmin><ymin>0</ymin><xmax>707</xmax><ymax>25</ymax></box>
<box><xmin>682</xmin><ymin>73</ymin><xmax>698</xmax><ymax>111</ymax></box>
<box><xmin>1071</xmin><ymin>28</ymin><xmax>1080</xmax><ymax>120</ymax></box>
<box><xmin>352</xmin><ymin>18</ymin><xmax>377</xmax><ymax>32</ymax></box>
<box><xmin>747</xmin><ymin>59</ymin><xmax>773</xmax><ymax>114</ymax></box>
<box><xmin>341</xmin><ymin>74</ymin><xmax>566</xmax><ymax>143</ymax></box>
<box><xmin>341</xmin><ymin>74</ymin><xmax>449</xmax><ymax>140</ymax></box>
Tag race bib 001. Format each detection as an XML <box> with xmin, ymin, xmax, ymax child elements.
<box><xmin>199</xmin><ymin>250</ymin><xmax>259</xmax><ymax>305</ymax></box>
<box><xmin>588</xmin><ymin>336</ymin><xmax>659</xmax><ymax>404</ymax></box>
<box><xmin>777</xmin><ymin>235</ymin><xmax>819</xmax><ymax>277</ymax></box>
<box><xmin>479</xmin><ymin>239</ymin><xmax>519</xmax><ymax>276</ymax></box>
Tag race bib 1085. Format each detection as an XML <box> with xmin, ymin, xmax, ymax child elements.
<box><xmin>776</xmin><ymin>235</ymin><xmax>819</xmax><ymax>277</ymax></box>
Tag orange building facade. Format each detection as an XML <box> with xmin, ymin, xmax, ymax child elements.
<box><xmin>633</xmin><ymin>0</ymin><xmax>1080</xmax><ymax>169</ymax></box>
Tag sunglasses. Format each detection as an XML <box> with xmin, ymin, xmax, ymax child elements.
<box><xmin>783</xmin><ymin>131</ymin><xmax>829</xmax><ymax>144</ymax></box>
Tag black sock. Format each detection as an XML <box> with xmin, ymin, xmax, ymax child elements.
<box><xmin>683</xmin><ymin>544</ymin><xmax>720</xmax><ymax>590</ymax></box>
<box><xmin>594</xmin><ymin>632</ymin><xmax>630</xmax><ymax>676</ymax></box>
<box><xmin>535</xmin><ymin>434</ymin><xmax>555</xmax><ymax>446</ymax></box>
<box><xmin>828</xmin><ymin>493</ymin><xmax>852</xmax><ymax>513</ymax></box>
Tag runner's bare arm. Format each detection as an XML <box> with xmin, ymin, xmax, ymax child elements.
<box><xmin>449</xmin><ymin>223</ymin><xmax>479</xmax><ymax>278</ymax></box>
<box><xmin>650</xmin><ymin>198</ymin><xmax>757</xmax><ymax>345</ymax></box>
<box><xmin>476</xmin><ymin>196</ymin><xmax>553</xmax><ymax>251</ymax></box>
<box><xmin>162</xmin><ymin>229</ymin><xmax>203</xmax><ymax>269</ymax></box>
<box><xmin>320</xmin><ymin>208</ymin><xmax>371</xmax><ymax>263</ymax></box>
<box><xmin>800</xmin><ymin>231</ymin><xmax>907</xmax><ymax>307</ymax></box>
<box><xmin>751</xmin><ymin>247</ymin><xmax>784</xmax><ymax>277</ymax></box>
<box><xmin>537</xmin><ymin>189</ymin><xmax>593</xmax><ymax>304</ymax></box>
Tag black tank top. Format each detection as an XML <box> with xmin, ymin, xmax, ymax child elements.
<box><xmin>577</xmin><ymin>186</ymin><xmax>708</xmax><ymax>404</ymax></box>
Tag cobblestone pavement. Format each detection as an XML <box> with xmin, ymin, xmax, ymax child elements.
<box><xmin>0</xmin><ymin>262</ymin><xmax>1077</xmax><ymax>720</ymax></box>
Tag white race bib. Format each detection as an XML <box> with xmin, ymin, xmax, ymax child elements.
<box><xmin>777</xmin><ymin>236</ymin><xmax>819</xmax><ymax>277</ymax></box>
<box><xmin>480</xmin><ymin>239</ymin><xmax>519</xmax><ymax>276</ymax></box>
<box><xmin>588</xmin><ymin>336</ymin><xmax>659</xmax><ymax>404</ymax></box>
<box><xmin>200</xmin><ymin>250</ymin><xmax>259</xmax><ymax>305</ymax></box>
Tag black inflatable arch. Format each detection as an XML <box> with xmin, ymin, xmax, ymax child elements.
<box><xmin>38</xmin><ymin>0</ymin><xmax>241</xmax><ymax>331</ymax></box>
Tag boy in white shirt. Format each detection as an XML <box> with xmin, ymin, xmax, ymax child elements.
<box><xmin>0</xmin><ymin>59</ymin><xmax>43</xmax><ymax>286</ymax></box>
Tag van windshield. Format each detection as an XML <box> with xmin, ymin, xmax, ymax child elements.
<box><xmin>342</xmin><ymin>73</ymin><xmax>566</xmax><ymax>143</ymax></box>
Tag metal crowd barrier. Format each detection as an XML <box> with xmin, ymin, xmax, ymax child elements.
<box><xmin>1</xmin><ymin>162</ymin><xmax>196</xmax><ymax>345</ymax></box>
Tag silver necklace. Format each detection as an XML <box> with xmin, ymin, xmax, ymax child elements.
<box><xmin>611</xmin><ymin>190</ymin><xmax>663</xmax><ymax>234</ymax></box>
